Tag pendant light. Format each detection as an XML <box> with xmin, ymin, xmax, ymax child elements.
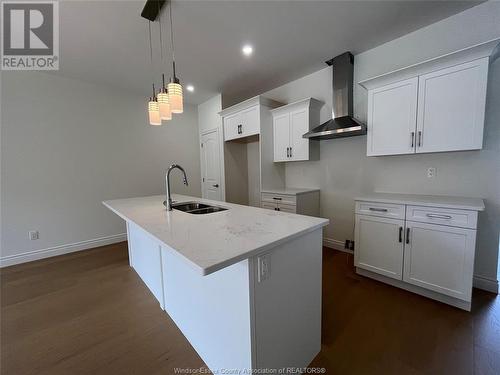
<box><xmin>167</xmin><ymin>1</ymin><xmax>183</xmax><ymax>114</ymax></box>
<box><xmin>146</xmin><ymin>21</ymin><xmax>161</xmax><ymax>126</ymax></box>
<box><xmin>156</xmin><ymin>2</ymin><xmax>171</xmax><ymax>121</ymax></box>
<box><xmin>157</xmin><ymin>74</ymin><xmax>171</xmax><ymax>121</ymax></box>
<box><xmin>148</xmin><ymin>84</ymin><xmax>161</xmax><ymax>126</ymax></box>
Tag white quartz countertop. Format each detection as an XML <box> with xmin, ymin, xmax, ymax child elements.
<box><xmin>355</xmin><ymin>192</ymin><xmax>485</xmax><ymax>211</ymax></box>
<box><xmin>261</xmin><ymin>187</ymin><xmax>319</xmax><ymax>195</ymax></box>
<box><xmin>103</xmin><ymin>195</ymin><xmax>328</xmax><ymax>275</ymax></box>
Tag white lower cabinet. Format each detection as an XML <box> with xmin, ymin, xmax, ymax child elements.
<box><xmin>403</xmin><ymin>221</ymin><xmax>476</xmax><ymax>301</ymax></box>
<box><xmin>354</xmin><ymin>197</ymin><xmax>483</xmax><ymax>311</ymax></box>
<box><xmin>354</xmin><ymin>215</ymin><xmax>404</xmax><ymax>280</ymax></box>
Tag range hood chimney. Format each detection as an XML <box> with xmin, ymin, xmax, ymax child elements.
<box><xmin>303</xmin><ymin>52</ymin><xmax>366</xmax><ymax>140</ymax></box>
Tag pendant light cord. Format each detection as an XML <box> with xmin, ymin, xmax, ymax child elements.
<box><xmin>148</xmin><ymin>20</ymin><xmax>155</xmax><ymax>98</ymax></box>
<box><xmin>169</xmin><ymin>1</ymin><xmax>176</xmax><ymax>78</ymax></box>
<box><xmin>157</xmin><ymin>1</ymin><xmax>163</xmax><ymax>62</ymax></box>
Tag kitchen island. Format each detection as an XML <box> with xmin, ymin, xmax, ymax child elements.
<box><xmin>103</xmin><ymin>194</ymin><xmax>329</xmax><ymax>373</ymax></box>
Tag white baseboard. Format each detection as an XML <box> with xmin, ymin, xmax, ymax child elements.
<box><xmin>473</xmin><ymin>275</ymin><xmax>499</xmax><ymax>294</ymax></box>
<box><xmin>0</xmin><ymin>233</ymin><xmax>127</xmax><ymax>268</ymax></box>
<box><xmin>323</xmin><ymin>237</ymin><xmax>354</xmax><ymax>254</ymax></box>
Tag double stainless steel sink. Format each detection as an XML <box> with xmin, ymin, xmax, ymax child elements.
<box><xmin>168</xmin><ymin>201</ymin><xmax>228</xmax><ymax>215</ymax></box>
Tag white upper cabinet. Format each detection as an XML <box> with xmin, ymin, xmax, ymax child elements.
<box><xmin>270</xmin><ymin>98</ymin><xmax>322</xmax><ymax>162</ymax></box>
<box><xmin>416</xmin><ymin>58</ymin><xmax>488</xmax><ymax>153</ymax></box>
<box><xmin>359</xmin><ymin>39</ymin><xmax>498</xmax><ymax>157</ymax></box>
<box><xmin>367</xmin><ymin>78</ymin><xmax>418</xmax><ymax>156</ymax></box>
<box><xmin>220</xmin><ymin>96</ymin><xmax>281</xmax><ymax>142</ymax></box>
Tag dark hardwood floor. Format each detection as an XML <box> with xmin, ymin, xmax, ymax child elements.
<box><xmin>1</xmin><ymin>243</ymin><xmax>499</xmax><ymax>375</ymax></box>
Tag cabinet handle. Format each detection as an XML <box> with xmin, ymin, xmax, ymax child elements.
<box><xmin>290</xmin><ymin>147</ymin><xmax>293</xmax><ymax>157</ymax></box>
<box><xmin>369</xmin><ymin>207</ymin><xmax>388</xmax><ymax>212</ymax></box>
<box><xmin>277</xmin><ymin>207</ymin><xmax>280</xmax><ymax>211</ymax></box>
<box><xmin>212</xmin><ymin>184</ymin><xmax>219</xmax><ymax>188</ymax></box>
<box><xmin>426</xmin><ymin>213</ymin><xmax>452</xmax><ymax>220</ymax></box>
<box><xmin>240</xmin><ymin>124</ymin><xmax>243</xmax><ymax>134</ymax></box>
<box><xmin>406</xmin><ymin>228</ymin><xmax>410</xmax><ymax>244</ymax></box>
<box><xmin>411</xmin><ymin>132</ymin><xmax>415</xmax><ymax>148</ymax></box>
<box><xmin>418</xmin><ymin>131</ymin><xmax>422</xmax><ymax>147</ymax></box>
<box><xmin>272</xmin><ymin>197</ymin><xmax>282</xmax><ymax>201</ymax></box>
<box><xmin>399</xmin><ymin>227</ymin><xmax>403</xmax><ymax>243</ymax></box>
<box><xmin>286</xmin><ymin>147</ymin><xmax>290</xmax><ymax>158</ymax></box>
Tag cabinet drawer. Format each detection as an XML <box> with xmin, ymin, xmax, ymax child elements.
<box><xmin>261</xmin><ymin>193</ymin><xmax>297</xmax><ymax>206</ymax></box>
<box><xmin>278</xmin><ymin>203</ymin><xmax>297</xmax><ymax>214</ymax></box>
<box><xmin>355</xmin><ymin>201</ymin><xmax>405</xmax><ymax>220</ymax></box>
<box><xmin>406</xmin><ymin>205</ymin><xmax>478</xmax><ymax>229</ymax></box>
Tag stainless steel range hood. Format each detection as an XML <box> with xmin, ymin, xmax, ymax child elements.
<box><xmin>303</xmin><ymin>52</ymin><xmax>366</xmax><ymax>140</ymax></box>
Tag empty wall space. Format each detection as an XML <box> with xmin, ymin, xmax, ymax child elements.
<box><xmin>1</xmin><ymin>71</ymin><xmax>201</xmax><ymax>265</ymax></box>
<box><xmin>247</xmin><ymin>140</ymin><xmax>261</xmax><ymax>207</ymax></box>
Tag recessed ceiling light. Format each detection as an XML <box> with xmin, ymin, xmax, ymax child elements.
<box><xmin>186</xmin><ymin>85</ymin><xmax>195</xmax><ymax>92</ymax></box>
<box><xmin>242</xmin><ymin>44</ymin><xmax>253</xmax><ymax>57</ymax></box>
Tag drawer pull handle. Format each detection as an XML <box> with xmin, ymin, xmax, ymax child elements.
<box><xmin>406</xmin><ymin>228</ymin><xmax>410</xmax><ymax>244</ymax></box>
<box><xmin>411</xmin><ymin>132</ymin><xmax>415</xmax><ymax>148</ymax></box>
<box><xmin>399</xmin><ymin>227</ymin><xmax>403</xmax><ymax>243</ymax></box>
<box><xmin>272</xmin><ymin>197</ymin><xmax>282</xmax><ymax>201</ymax></box>
<box><xmin>426</xmin><ymin>214</ymin><xmax>452</xmax><ymax>220</ymax></box>
<box><xmin>369</xmin><ymin>207</ymin><xmax>388</xmax><ymax>212</ymax></box>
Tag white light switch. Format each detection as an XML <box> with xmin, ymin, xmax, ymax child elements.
<box><xmin>258</xmin><ymin>255</ymin><xmax>270</xmax><ymax>282</ymax></box>
<box><xmin>427</xmin><ymin>167</ymin><xmax>437</xmax><ymax>179</ymax></box>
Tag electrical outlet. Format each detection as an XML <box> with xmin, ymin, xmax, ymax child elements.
<box><xmin>427</xmin><ymin>167</ymin><xmax>437</xmax><ymax>179</ymax></box>
<box><xmin>28</xmin><ymin>230</ymin><xmax>39</xmax><ymax>240</ymax></box>
<box><xmin>258</xmin><ymin>255</ymin><xmax>270</xmax><ymax>282</ymax></box>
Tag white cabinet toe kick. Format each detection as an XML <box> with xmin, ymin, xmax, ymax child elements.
<box><xmin>354</xmin><ymin>194</ymin><xmax>485</xmax><ymax>311</ymax></box>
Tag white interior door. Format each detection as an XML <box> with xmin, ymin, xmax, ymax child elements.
<box><xmin>403</xmin><ymin>221</ymin><xmax>476</xmax><ymax>301</ymax></box>
<box><xmin>367</xmin><ymin>77</ymin><xmax>418</xmax><ymax>156</ymax></box>
<box><xmin>354</xmin><ymin>215</ymin><xmax>405</xmax><ymax>280</ymax></box>
<box><xmin>201</xmin><ymin>129</ymin><xmax>223</xmax><ymax>201</ymax></box>
<box><xmin>416</xmin><ymin>58</ymin><xmax>488</xmax><ymax>153</ymax></box>
<box><xmin>273</xmin><ymin>113</ymin><xmax>290</xmax><ymax>162</ymax></box>
<box><xmin>289</xmin><ymin>109</ymin><xmax>309</xmax><ymax>161</ymax></box>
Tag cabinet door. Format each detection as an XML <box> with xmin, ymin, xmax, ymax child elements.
<box><xmin>367</xmin><ymin>77</ymin><xmax>418</xmax><ymax>156</ymax></box>
<box><xmin>223</xmin><ymin>112</ymin><xmax>242</xmax><ymax>141</ymax></box>
<box><xmin>273</xmin><ymin>113</ymin><xmax>290</xmax><ymax>162</ymax></box>
<box><xmin>354</xmin><ymin>215</ymin><xmax>404</xmax><ymax>280</ymax></box>
<box><xmin>241</xmin><ymin>106</ymin><xmax>260</xmax><ymax>137</ymax></box>
<box><xmin>416</xmin><ymin>58</ymin><xmax>488</xmax><ymax>153</ymax></box>
<box><xmin>403</xmin><ymin>221</ymin><xmax>476</xmax><ymax>301</ymax></box>
<box><xmin>289</xmin><ymin>108</ymin><xmax>309</xmax><ymax>161</ymax></box>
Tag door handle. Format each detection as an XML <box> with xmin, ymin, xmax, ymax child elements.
<box><xmin>426</xmin><ymin>213</ymin><xmax>452</xmax><ymax>219</ymax></box>
<box><xmin>411</xmin><ymin>132</ymin><xmax>415</xmax><ymax>148</ymax></box>
<box><xmin>369</xmin><ymin>207</ymin><xmax>388</xmax><ymax>212</ymax></box>
<box><xmin>399</xmin><ymin>227</ymin><xmax>403</xmax><ymax>243</ymax></box>
<box><xmin>212</xmin><ymin>184</ymin><xmax>219</xmax><ymax>188</ymax></box>
<box><xmin>406</xmin><ymin>228</ymin><xmax>410</xmax><ymax>244</ymax></box>
<box><xmin>418</xmin><ymin>131</ymin><xmax>422</xmax><ymax>147</ymax></box>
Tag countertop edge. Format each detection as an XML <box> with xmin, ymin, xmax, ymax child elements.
<box><xmin>102</xmin><ymin>200</ymin><xmax>329</xmax><ymax>276</ymax></box>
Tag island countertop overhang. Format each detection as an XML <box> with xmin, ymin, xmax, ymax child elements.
<box><xmin>103</xmin><ymin>194</ymin><xmax>329</xmax><ymax>276</ymax></box>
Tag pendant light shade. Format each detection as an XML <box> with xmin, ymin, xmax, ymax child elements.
<box><xmin>158</xmin><ymin>75</ymin><xmax>172</xmax><ymax>120</ymax></box>
<box><xmin>168</xmin><ymin>80</ymin><xmax>183</xmax><ymax>114</ymax></box>
<box><xmin>167</xmin><ymin>2</ymin><xmax>183</xmax><ymax>114</ymax></box>
<box><xmin>157</xmin><ymin>89</ymin><xmax>171</xmax><ymax>120</ymax></box>
<box><xmin>148</xmin><ymin>98</ymin><xmax>161</xmax><ymax>125</ymax></box>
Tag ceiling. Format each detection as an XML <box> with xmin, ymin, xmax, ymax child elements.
<box><xmin>54</xmin><ymin>0</ymin><xmax>480</xmax><ymax>105</ymax></box>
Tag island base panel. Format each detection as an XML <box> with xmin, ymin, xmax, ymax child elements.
<box><xmin>126</xmin><ymin>223</ymin><xmax>323</xmax><ymax>373</ymax></box>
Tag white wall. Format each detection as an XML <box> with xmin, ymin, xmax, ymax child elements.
<box><xmin>261</xmin><ymin>1</ymin><xmax>500</xmax><ymax>289</ymax></box>
<box><xmin>1</xmin><ymin>71</ymin><xmax>201</xmax><ymax>265</ymax></box>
